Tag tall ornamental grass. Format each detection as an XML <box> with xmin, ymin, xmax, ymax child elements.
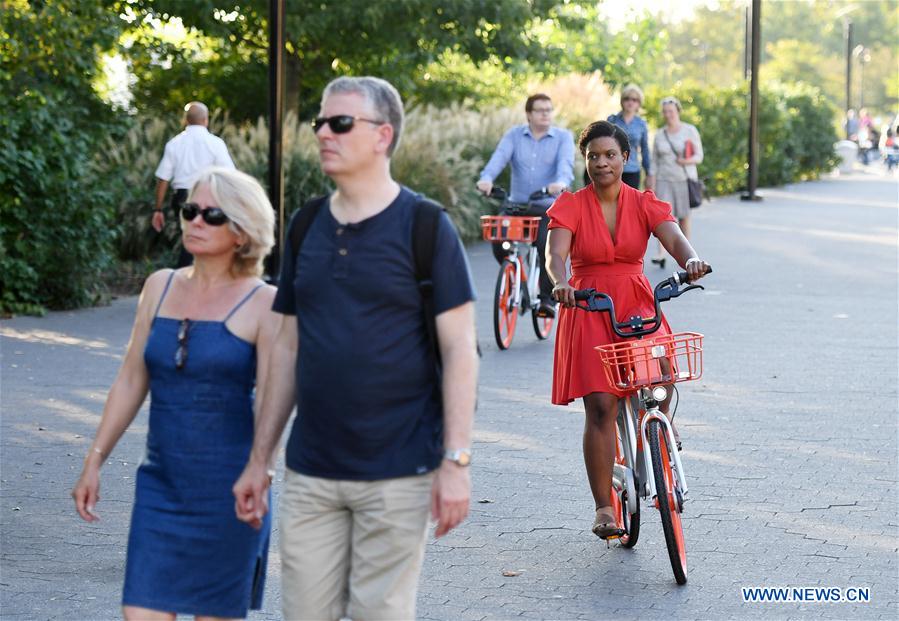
<box><xmin>97</xmin><ymin>78</ymin><xmax>837</xmax><ymax>272</ymax></box>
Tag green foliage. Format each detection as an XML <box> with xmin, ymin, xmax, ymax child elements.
<box><xmin>122</xmin><ymin>0</ymin><xmax>590</xmax><ymax>121</ymax></box>
<box><xmin>1</xmin><ymin>0</ymin><xmax>124</xmax><ymax>315</ymax></box>
<box><xmin>645</xmin><ymin>82</ymin><xmax>838</xmax><ymax>196</ymax></box>
<box><xmin>658</xmin><ymin>0</ymin><xmax>897</xmax><ymax>117</ymax></box>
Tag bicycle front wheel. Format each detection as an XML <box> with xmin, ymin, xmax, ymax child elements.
<box><xmin>493</xmin><ymin>260</ymin><xmax>518</xmax><ymax>350</ymax></box>
<box><xmin>648</xmin><ymin>418</ymin><xmax>687</xmax><ymax>584</ymax></box>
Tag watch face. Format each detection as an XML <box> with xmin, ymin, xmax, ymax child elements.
<box><xmin>456</xmin><ymin>451</ymin><xmax>471</xmax><ymax>466</ymax></box>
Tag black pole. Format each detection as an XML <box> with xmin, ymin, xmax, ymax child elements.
<box><xmin>741</xmin><ymin>0</ymin><xmax>762</xmax><ymax>202</ymax></box>
<box><xmin>744</xmin><ymin>6</ymin><xmax>751</xmax><ymax>80</ymax></box>
<box><xmin>845</xmin><ymin>20</ymin><xmax>853</xmax><ymax>138</ymax></box>
<box><xmin>267</xmin><ymin>0</ymin><xmax>285</xmax><ymax>280</ymax></box>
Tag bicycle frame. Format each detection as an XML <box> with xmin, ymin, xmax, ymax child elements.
<box><xmin>504</xmin><ymin>240</ymin><xmax>541</xmax><ymax>312</ymax></box>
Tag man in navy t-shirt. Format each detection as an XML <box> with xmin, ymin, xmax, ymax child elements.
<box><xmin>233</xmin><ymin>76</ymin><xmax>479</xmax><ymax>620</ymax></box>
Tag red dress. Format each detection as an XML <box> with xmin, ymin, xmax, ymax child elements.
<box><xmin>548</xmin><ymin>183</ymin><xmax>676</xmax><ymax>404</ymax></box>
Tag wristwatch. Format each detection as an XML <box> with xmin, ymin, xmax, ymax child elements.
<box><xmin>443</xmin><ymin>448</ymin><xmax>472</xmax><ymax>467</ymax></box>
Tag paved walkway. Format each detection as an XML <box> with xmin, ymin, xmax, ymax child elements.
<box><xmin>2</xmin><ymin>169</ymin><xmax>897</xmax><ymax>620</ymax></box>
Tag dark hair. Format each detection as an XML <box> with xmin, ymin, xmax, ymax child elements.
<box><xmin>578</xmin><ymin>120</ymin><xmax>630</xmax><ymax>157</ymax></box>
<box><xmin>525</xmin><ymin>93</ymin><xmax>552</xmax><ymax>112</ymax></box>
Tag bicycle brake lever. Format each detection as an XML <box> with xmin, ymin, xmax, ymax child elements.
<box><xmin>671</xmin><ymin>283</ymin><xmax>704</xmax><ymax>297</ymax></box>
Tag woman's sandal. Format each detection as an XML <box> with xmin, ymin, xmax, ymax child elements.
<box><xmin>592</xmin><ymin>506</ymin><xmax>620</xmax><ymax>539</ymax></box>
<box><xmin>650</xmin><ymin>257</ymin><xmax>666</xmax><ymax>269</ymax></box>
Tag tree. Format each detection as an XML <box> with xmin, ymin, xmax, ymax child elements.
<box><xmin>122</xmin><ymin>0</ymin><xmax>591</xmax><ymax>121</ymax></box>
<box><xmin>1</xmin><ymin>0</ymin><xmax>125</xmax><ymax>313</ymax></box>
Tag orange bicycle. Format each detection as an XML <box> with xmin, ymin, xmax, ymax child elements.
<box><xmin>574</xmin><ymin>268</ymin><xmax>711</xmax><ymax>585</ymax></box>
<box><xmin>480</xmin><ymin>187</ymin><xmax>555</xmax><ymax>350</ymax></box>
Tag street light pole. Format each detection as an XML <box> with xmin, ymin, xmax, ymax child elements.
<box><xmin>741</xmin><ymin>0</ymin><xmax>762</xmax><ymax>202</ymax></box>
<box><xmin>844</xmin><ymin>19</ymin><xmax>853</xmax><ymax>137</ymax></box>
<box><xmin>267</xmin><ymin>0</ymin><xmax>285</xmax><ymax>280</ymax></box>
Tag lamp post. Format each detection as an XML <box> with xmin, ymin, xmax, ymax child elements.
<box><xmin>836</xmin><ymin>5</ymin><xmax>858</xmax><ymax>139</ymax></box>
<box><xmin>853</xmin><ymin>45</ymin><xmax>871</xmax><ymax>109</ymax></box>
<box><xmin>267</xmin><ymin>0</ymin><xmax>285</xmax><ymax>279</ymax></box>
<box><xmin>740</xmin><ymin>0</ymin><xmax>761</xmax><ymax>202</ymax></box>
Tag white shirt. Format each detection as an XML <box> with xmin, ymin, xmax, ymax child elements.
<box><xmin>154</xmin><ymin>125</ymin><xmax>235</xmax><ymax>190</ymax></box>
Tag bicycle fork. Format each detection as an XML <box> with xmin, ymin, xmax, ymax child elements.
<box><xmin>509</xmin><ymin>246</ymin><xmax>539</xmax><ymax>311</ymax></box>
<box><xmin>640</xmin><ymin>405</ymin><xmax>689</xmax><ymax>502</ymax></box>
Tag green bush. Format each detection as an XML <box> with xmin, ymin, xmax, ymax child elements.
<box><xmin>0</xmin><ymin>0</ymin><xmax>124</xmax><ymax>315</ymax></box>
<box><xmin>644</xmin><ymin>82</ymin><xmax>838</xmax><ymax>195</ymax></box>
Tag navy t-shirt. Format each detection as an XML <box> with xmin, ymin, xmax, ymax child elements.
<box><xmin>272</xmin><ymin>187</ymin><xmax>476</xmax><ymax>480</ymax></box>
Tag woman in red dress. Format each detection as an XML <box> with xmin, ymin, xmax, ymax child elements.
<box><xmin>546</xmin><ymin>121</ymin><xmax>710</xmax><ymax>538</ymax></box>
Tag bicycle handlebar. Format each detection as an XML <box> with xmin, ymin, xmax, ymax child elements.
<box><xmin>573</xmin><ymin>267</ymin><xmax>712</xmax><ymax>338</ymax></box>
<box><xmin>485</xmin><ymin>186</ymin><xmax>554</xmax><ymax>214</ymax></box>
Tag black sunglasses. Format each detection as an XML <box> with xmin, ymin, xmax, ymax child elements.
<box><xmin>175</xmin><ymin>318</ymin><xmax>190</xmax><ymax>370</ymax></box>
<box><xmin>180</xmin><ymin>202</ymin><xmax>229</xmax><ymax>226</ymax></box>
<box><xmin>311</xmin><ymin>115</ymin><xmax>384</xmax><ymax>134</ymax></box>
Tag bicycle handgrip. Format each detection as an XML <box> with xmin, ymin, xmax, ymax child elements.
<box><xmin>675</xmin><ymin>265</ymin><xmax>713</xmax><ymax>285</ymax></box>
<box><xmin>574</xmin><ymin>289</ymin><xmax>594</xmax><ymax>301</ymax></box>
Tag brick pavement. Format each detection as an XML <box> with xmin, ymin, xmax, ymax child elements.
<box><xmin>2</xmin><ymin>170</ymin><xmax>897</xmax><ymax>619</ymax></box>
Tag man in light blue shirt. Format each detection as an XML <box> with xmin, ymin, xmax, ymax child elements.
<box><xmin>477</xmin><ymin>94</ymin><xmax>575</xmax><ymax>317</ymax></box>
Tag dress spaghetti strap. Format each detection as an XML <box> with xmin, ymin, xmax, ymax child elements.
<box><xmin>153</xmin><ymin>270</ymin><xmax>177</xmax><ymax>318</ymax></box>
<box><xmin>223</xmin><ymin>283</ymin><xmax>264</xmax><ymax>323</ymax></box>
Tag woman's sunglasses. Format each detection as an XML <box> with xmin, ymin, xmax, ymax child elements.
<box><xmin>311</xmin><ymin>115</ymin><xmax>384</xmax><ymax>134</ymax></box>
<box><xmin>180</xmin><ymin>202</ymin><xmax>229</xmax><ymax>226</ymax></box>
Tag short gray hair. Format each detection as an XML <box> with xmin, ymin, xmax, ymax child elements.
<box><xmin>322</xmin><ymin>76</ymin><xmax>404</xmax><ymax>156</ymax></box>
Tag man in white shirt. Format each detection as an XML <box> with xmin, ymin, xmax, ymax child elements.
<box><xmin>152</xmin><ymin>102</ymin><xmax>235</xmax><ymax>266</ymax></box>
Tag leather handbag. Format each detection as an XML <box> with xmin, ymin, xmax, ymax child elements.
<box><xmin>686</xmin><ymin>178</ymin><xmax>704</xmax><ymax>209</ymax></box>
<box><xmin>663</xmin><ymin>130</ymin><xmax>703</xmax><ymax>208</ymax></box>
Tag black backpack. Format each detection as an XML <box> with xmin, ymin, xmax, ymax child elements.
<box><xmin>286</xmin><ymin>194</ymin><xmax>452</xmax><ymax>375</ymax></box>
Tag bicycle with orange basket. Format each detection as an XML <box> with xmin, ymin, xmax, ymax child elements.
<box><xmin>574</xmin><ymin>267</ymin><xmax>711</xmax><ymax>585</ymax></box>
<box><xmin>480</xmin><ymin>187</ymin><xmax>555</xmax><ymax>350</ymax></box>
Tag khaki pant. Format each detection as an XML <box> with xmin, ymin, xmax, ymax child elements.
<box><xmin>280</xmin><ymin>469</ymin><xmax>434</xmax><ymax>621</ymax></box>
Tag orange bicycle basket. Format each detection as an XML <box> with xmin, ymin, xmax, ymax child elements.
<box><xmin>480</xmin><ymin>215</ymin><xmax>541</xmax><ymax>242</ymax></box>
<box><xmin>595</xmin><ymin>332</ymin><xmax>703</xmax><ymax>390</ymax></box>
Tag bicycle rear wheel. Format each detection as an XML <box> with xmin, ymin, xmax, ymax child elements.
<box><xmin>493</xmin><ymin>260</ymin><xmax>518</xmax><ymax>350</ymax></box>
<box><xmin>531</xmin><ymin>307</ymin><xmax>554</xmax><ymax>340</ymax></box>
<box><xmin>615</xmin><ymin>402</ymin><xmax>640</xmax><ymax>548</ymax></box>
<box><xmin>648</xmin><ymin>418</ymin><xmax>687</xmax><ymax>584</ymax></box>
<box><xmin>612</xmin><ymin>458</ymin><xmax>640</xmax><ymax>548</ymax></box>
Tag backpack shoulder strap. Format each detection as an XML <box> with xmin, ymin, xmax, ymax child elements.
<box><xmin>411</xmin><ymin>197</ymin><xmax>444</xmax><ymax>285</ymax></box>
<box><xmin>412</xmin><ymin>197</ymin><xmax>446</xmax><ymax>375</ymax></box>
<box><xmin>288</xmin><ymin>195</ymin><xmax>329</xmax><ymax>257</ymax></box>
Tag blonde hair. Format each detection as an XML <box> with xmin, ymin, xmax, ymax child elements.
<box><xmin>187</xmin><ymin>167</ymin><xmax>275</xmax><ymax>277</ymax></box>
<box><xmin>620</xmin><ymin>84</ymin><xmax>644</xmax><ymax>107</ymax></box>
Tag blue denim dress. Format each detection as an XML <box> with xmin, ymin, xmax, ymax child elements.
<box><xmin>123</xmin><ymin>272</ymin><xmax>270</xmax><ymax>617</ymax></box>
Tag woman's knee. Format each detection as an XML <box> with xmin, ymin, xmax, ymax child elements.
<box><xmin>584</xmin><ymin>393</ymin><xmax>618</xmax><ymax>426</ymax></box>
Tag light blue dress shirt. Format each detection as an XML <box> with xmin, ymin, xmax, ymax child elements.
<box><xmin>479</xmin><ymin>124</ymin><xmax>575</xmax><ymax>203</ymax></box>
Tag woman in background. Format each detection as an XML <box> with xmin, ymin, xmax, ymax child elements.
<box><xmin>650</xmin><ymin>96</ymin><xmax>703</xmax><ymax>269</ymax></box>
